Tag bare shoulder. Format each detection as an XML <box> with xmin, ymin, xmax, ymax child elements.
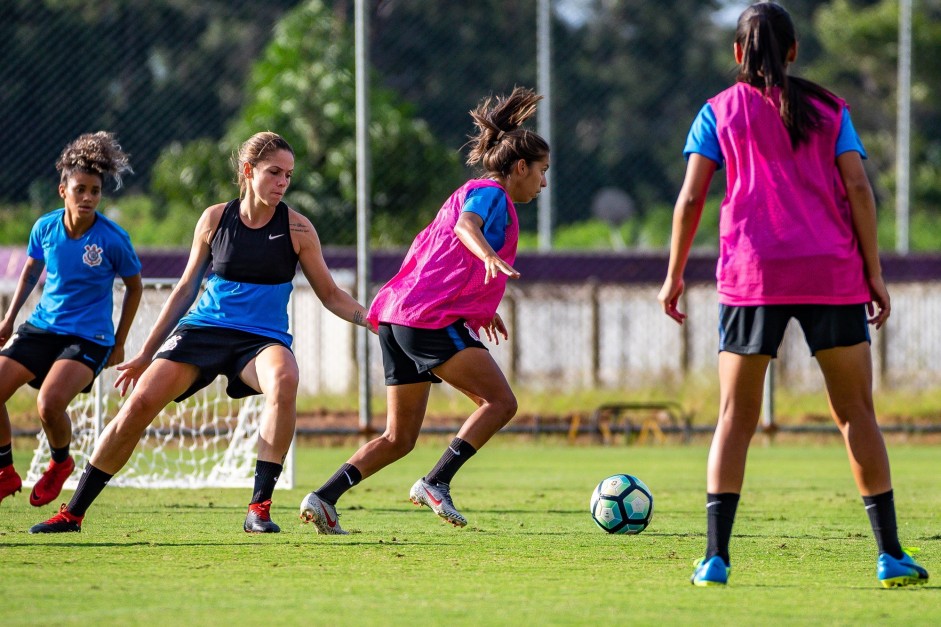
<box><xmin>288</xmin><ymin>208</ymin><xmax>321</xmax><ymax>249</ymax></box>
<box><xmin>287</xmin><ymin>207</ymin><xmax>315</xmax><ymax>235</ymax></box>
<box><xmin>195</xmin><ymin>202</ymin><xmax>227</xmax><ymax>244</ymax></box>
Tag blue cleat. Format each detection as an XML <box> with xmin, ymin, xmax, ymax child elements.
<box><xmin>691</xmin><ymin>555</ymin><xmax>730</xmax><ymax>586</ymax></box>
<box><xmin>878</xmin><ymin>549</ymin><xmax>929</xmax><ymax>588</ymax></box>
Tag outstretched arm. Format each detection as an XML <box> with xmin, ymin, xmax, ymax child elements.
<box><xmin>291</xmin><ymin>211</ymin><xmax>374</xmax><ymax>332</ymax></box>
<box><xmin>454</xmin><ymin>212</ymin><xmax>520</xmax><ymax>284</ymax></box>
<box><xmin>114</xmin><ymin>205</ymin><xmax>219</xmax><ymax>394</ymax></box>
<box><xmin>658</xmin><ymin>154</ymin><xmax>716</xmax><ymax>324</ymax></box>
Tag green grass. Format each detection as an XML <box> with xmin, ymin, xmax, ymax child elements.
<box><xmin>1</xmin><ymin>441</ymin><xmax>938</xmax><ymax>625</ymax></box>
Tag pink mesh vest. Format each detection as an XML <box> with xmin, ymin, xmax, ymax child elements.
<box><xmin>367</xmin><ymin>179</ymin><xmax>518</xmax><ymax>332</ymax></box>
<box><xmin>709</xmin><ymin>83</ymin><xmax>870</xmax><ymax>305</ymax></box>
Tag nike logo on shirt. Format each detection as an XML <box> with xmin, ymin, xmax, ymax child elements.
<box><xmin>268</xmin><ymin>233</ymin><xmax>285</xmax><ymax>240</ymax></box>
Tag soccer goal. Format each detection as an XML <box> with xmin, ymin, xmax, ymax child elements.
<box><xmin>25</xmin><ymin>280</ymin><xmax>294</xmax><ymax>490</ymax></box>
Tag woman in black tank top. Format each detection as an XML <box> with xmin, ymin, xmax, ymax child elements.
<box><xmin>30</xmin><ymin>132</ymin><xmax>375</xmax><ymax>536</ymax></box>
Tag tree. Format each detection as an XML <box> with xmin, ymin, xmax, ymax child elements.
<box><xmin>152</xmin><ymin>0</ymin><xmax>461</xmax><ymax>246</ymax></box>
<box><xmin>812</xmin><ymin>0</ymin><xmax>941</xmax><ymax>248</ymax></box>
<box><xmin>0</xmin><ymin>0</ymin><xmax>301</xmax><ymax>203</ymax></box>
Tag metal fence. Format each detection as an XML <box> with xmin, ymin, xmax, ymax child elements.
<box><xmin>2</xmin><ymin>1</ymin><xmax>939</xmax><ymax>251</ymax></box>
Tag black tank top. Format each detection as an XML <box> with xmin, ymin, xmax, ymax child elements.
<box><xmin>209</xmin><ymin>199</ymin><xmax>299</xmax><ymax>284</ymax></box>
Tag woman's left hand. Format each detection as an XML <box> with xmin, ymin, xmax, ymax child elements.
<box><xmin>482</xmin><ymin>313</ymin><xmax>509</xmax><ymax>344</ymax></box>
<box><xmin>867</xmin><ymin>275</ymin><xmax>891</xmax><ymax>329</ymax></box>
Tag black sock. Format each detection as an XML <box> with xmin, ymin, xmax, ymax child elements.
<box><xmin>67</xmin><ymin>464</ymin><xmax>113</xmax><ymax>517</ymax></box>
<box><xmin>50</xmin><ymin>444</ymin><xmax>70</xmax><ymax>464</ymax></box>
<box><xmin>0</xmin><ymin>443</ymin><xmax>12</xmax><ymax>468</ymax></box>
<box><xmin>315</xmin><ymin>463</ymin><xmax>362</xmax><ymax>505</ymax></box>
<box><xmin>425</xmin><ymin>438</ymin><xmax>477</xmax><ymax>486</ymax></box>
<box><xmin>863</xmin><ymin>490</ymin><xmax>904</xmax><ymax>559</ymax></box>
<box><xmin>250</xmin><ymin>460</ymin><xmax>283</xmax><ymax>504</ymax></box>
<box><xmin>705</xmin><ymin>492</ymin><xmax>740</xmax><ymax>564</ymax></box>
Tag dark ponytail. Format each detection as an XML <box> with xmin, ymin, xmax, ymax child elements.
<box><xmin>735</xmin><ymin>2</ymin><xmax>839</xmax><ymax>147</ymax></box>
<box><xmin>465</xmin><ymin>86</ymin><xmax>549</xmax><ymax>177</ymax></box>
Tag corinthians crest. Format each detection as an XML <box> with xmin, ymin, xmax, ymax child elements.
<box><xmin>83</xmin><ymin>243</ymin><xmax>103</xmax><ymax>267</ymax></box>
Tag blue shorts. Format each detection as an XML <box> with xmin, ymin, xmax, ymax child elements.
<box><xmin>0</xmin><ymin>322</ymin><xmax>112</xmax><ymax>393</ymax></box>
<box><xmin>718</xmin><ymin>304</ymin><xmax>870</xmax><ymax>358</ymax></box>
<box><xmin>378</xmin><ymin>320</ymin><xmax>487</xmax><ymax>386</ymax></box>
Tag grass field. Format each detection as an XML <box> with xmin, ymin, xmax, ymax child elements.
<box><xmin>1</xmin><ymin>439</ymin><xmax>938</xmax><ymax>625</ymax></box>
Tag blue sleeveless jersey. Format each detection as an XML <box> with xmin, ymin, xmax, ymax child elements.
<box><xmin>26</xmin><ymin>209</ymin><xmax>141</xmax><ymax>345</ymax></box>
<box><xmin>179</xmin><ymin>200</ymin><xmax>298</xmax><ymax>345</ymax></box>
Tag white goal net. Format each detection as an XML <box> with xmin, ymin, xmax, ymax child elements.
<box><xmin>25</xmin><ymin>280</ymin><xmax>294</xmax><ymax>489</ymax></box>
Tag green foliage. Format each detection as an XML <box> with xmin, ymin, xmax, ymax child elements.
<box><xmin>814</xmin><ymin>0</ymin><xmax>941</xmax><ymax>219</ymax></box>
<box><xmin>516</xmin><ymin>197</ymin><xmax>723</xmax><ymax>252</ymax></box>
<box><xmin>226</xmin><ymin>0</ymin><xmax>462</xmax><ymax>245</ymax></box>
<box><xmin>0</xmin><ymin>203</ymin><xmax>42</xmax><ymax>244</ymax></box>
<box><xmin>3</xmin><ymin>443</ymin><xmax>939</xmax><ymax>624</ymax></box>
<box><xmin>150</xmin><ymin>138</ymin><xmax>238</xmax><ymax>218</ymax></box>
<box><xmin>102</xmin><ymin>194</ymin><xmax>202</xmax><ymax>248</ymax></box>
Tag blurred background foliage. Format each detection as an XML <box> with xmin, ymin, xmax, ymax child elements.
<box><xmin>1</xmin><ymin>0</ymin><xmax>940</xmax><ymax>250</ymax></box>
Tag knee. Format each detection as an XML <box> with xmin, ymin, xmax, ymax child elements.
<box><xmin>36</xmin><ymin>392</ymin><xmax>69</xmax><ymax>423</ymax></box>
<box><xmin>490</xmin><ymin>392</ymin><xmax>518</xmax><ymax>423</ymax></box>
<box><xmin>381</xmin><ymin>431</ymin><xmax>419</xmax><ymax>459</ymax></box>
<box><xmin>265</xmin><ymin>369</ymin><xmax>299</xmax><ymax>405</ymax></box>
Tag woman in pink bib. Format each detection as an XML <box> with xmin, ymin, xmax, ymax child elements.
<box><xmin>659</xmin><ymin>2</ymin><xmax>927</xmax><ymax>588</ymax></box>
<box><xmin>300</xmin><ymin>87</ymin><xmax>549</xmax><ymax>533</ymax></box>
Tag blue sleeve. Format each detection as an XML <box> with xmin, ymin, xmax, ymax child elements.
<box><xmin>462</xmin><ymin>187</ymin><xmax>508</xmax><ymax>251</ymax></box>
<box><xmin>107</xmin><ymin>226</ymin><xmax>142</xmax><ymax>278</ymax></box>
<box><xmin>462</xmin><ymin>187</ymin><xmax>505</xmax><ymax>221</ymax></box>
<box><xmin>683</xmin><ymin>104</ymin><xmax>723</xmax><ymax>167</ymax></box>
<box><xmin>835</xmin><ymin>107</ymin><xmax>867</xmax><ymax>159</ymax></box>
<box><xmin>26</xmin><ymin>218</ymin><xmax>45</xmax><ymax>261</ymax></box>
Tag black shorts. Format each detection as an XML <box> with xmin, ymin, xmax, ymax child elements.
<box><xmin>154</xmin><ymin>324</ymin><xmax>291</xmax><ymax>401</ymax></box>
<box><xmin>718</xmin><ymin>304</ymin><xmax>870</xmax><ymax>358</ymax></box>
<box><xmin>379</xmin><ymin>320</ymin><xmax>487</xmax><ymax>386</ymax></box>
<box><xmin>0</xmin><ymin>322</ymin><xmax>112</xmax><ymax>393</ymax></box>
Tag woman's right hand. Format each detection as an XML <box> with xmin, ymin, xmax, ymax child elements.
<box><xmin>658</xmin><ymin>276</ymin><xmax>687</xmax><ymax>324</ymax></box>
<box><xmin>114</xmin><ymin>352</ymin><xmax>152</xmax><ymax>397</ymax></box>
<box><xmin>484</xmin><ymin>254</ymin><xmax>520</xmax><ymax>284</ymax></box>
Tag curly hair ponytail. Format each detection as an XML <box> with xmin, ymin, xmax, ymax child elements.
<box><xmin>56</xmin><ymin>131</ymin><xmax>132</xmax><ymax>189</ymax></box>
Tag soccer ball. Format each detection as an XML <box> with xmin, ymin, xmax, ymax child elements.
<box><xmin>589</xmin><ymin>474</ymin><xmax>653</xmax><ymax>534</ymax></box>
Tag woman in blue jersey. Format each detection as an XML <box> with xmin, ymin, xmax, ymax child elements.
<box><xmin>0</xmin><ymin>132</ymin><xmax>142</xmax><ymax>508</ymax></box>
<box><xmin>30</xmin><ymin>131</ymin><xmax>372</xmax><ymax>534</ymax></box>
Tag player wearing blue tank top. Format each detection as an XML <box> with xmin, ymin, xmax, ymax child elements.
<box><xmin>1</xmin><ymin>132</ymin><xmax>142</xmax><ymax>510</ymax></box>
<box><xmin>30</xmin><ymin>132</ymin><xmax>374</xmax><ymax>536</ymax></box>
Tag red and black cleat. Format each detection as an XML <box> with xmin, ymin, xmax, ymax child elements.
<box><xmin>244</xmin><ymin>499</ymin><xmax>281</xmax><ymax>533</ymax></box>
<box><xmin>0</xmin><ymin>465</ymin><xmax>23</xmax><ymax>505</ymax></box>
<box><xmin>29</xmin><ymin>456</ymin><xmax>75</xmax><ymax>507</ymax></box>
<box><xmin>29</xmin><ymin>503</ymin><xmax>83</xmax><ymax>534</ymax></box>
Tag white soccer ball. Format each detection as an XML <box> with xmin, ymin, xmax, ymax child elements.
<box><xmin>589</xmin><ymin>473</ymin><xmax>654</xmax><ymax>534</ymax></box>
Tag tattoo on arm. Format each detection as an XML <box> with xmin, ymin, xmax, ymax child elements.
<box><xmin>289</xmin><ymin>221</ymin><xmax>309</xmax><ymax>233</ymax></box>
<box><xmin>353</xmin><ymin>310</ymin><xmax>364</xmax><ymax>326</ymax></box>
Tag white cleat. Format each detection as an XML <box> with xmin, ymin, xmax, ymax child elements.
<box><xmin>299</xmin><ymin>491</ymin><xmax>348</xmax><ymax>535</ymax></box>
<box><xmin>409</xmin><ymin>478</ymin><xmax>467</xmax><ymax>527</ymax></box>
